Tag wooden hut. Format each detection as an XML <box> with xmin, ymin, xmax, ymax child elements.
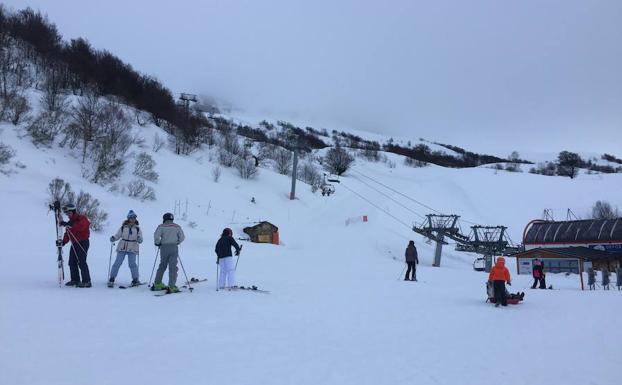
<box><xmin>243</xmin><ymin>221</ymin><xmax>279</xmax><ymax>245</ymax></box>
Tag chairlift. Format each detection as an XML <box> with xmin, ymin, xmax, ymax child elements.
<box><xmin>473</xmin><ymin>257</ymin><xmax>486</xmax><ymax>272</ymax></box>
<box><xmin>321</xmin><ymin>183</ymin><xmax>335</xmax><ymax>196</ymax></box>
<box><xmin>324</xmin><ymin>173</ymin><xmax>340</xmax><ymax>183</ymax></box>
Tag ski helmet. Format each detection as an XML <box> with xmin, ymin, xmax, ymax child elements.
<box><xmin>222</xmin><ymin>227</ymin><xmax>232</xmax><ymax>236</ymax></box>
<box><xmin>163</xmin><ymin>212</ymin><xmax>174</xmax><ymax>222</ymax></box>
<box><xmin>127</xmin><ymin>210</ymin><xmax>137</xmax><ymax>219</ymax></box>
<box><xmin>62</xmin><ymin>203</ymin><xmax>76</xmax><ymax>213</ymax></box>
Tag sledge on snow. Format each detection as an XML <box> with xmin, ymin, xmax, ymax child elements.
<box><xmin>485</xmin><ymin>281</ymin><xmax>524</xmax><ymax>305</ymax></box>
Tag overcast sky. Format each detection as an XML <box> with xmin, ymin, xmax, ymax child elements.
<box><xmin>5</xmin><ymin>0</ymin><xmax>622</xmax><ymax>155</ymax></box>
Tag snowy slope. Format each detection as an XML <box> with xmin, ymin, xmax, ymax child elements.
<box><xmin>1</xmin><ymin>103</ymin><xmax>622</xmax><ymax>385</ymax></box>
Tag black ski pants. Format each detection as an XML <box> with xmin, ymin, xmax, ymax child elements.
<box><xmin>532</xmin><ymin>276</ymin><xmax>547</xmax><ymax>289</ymax></box>
<box><xmin>69</xmin><ymin>240</ymin><xmax>91</xmax><ymax>283</ymax></box>
<box><xmin>493</xmin><ymin>280</ymin><xmax>507</xmax><ymax>306</ymax></box>
<box><xmin>405</xmin><ymin>261</ymin><xmax>417</xmax><ymax>280</ymax></box>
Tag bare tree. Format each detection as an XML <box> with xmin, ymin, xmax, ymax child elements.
<box><xmin>236</xmin><ymin>156</ymin><xmax>258</xmax><ymax>179</ymax></box>
<box><xmin>152</xmin><ymin>133</ymin><xmax>165</xmax><ymax>152</ymax></box>
<box><xmin>126</xmin><ymin>179</ymin><xmax>156</xmax><ymax>201</ymax></box>
<box><xmin>133</xmin><ymin>152</ymin><xmax>158</xmax><ymax>182</ymax></box>
<box><xmin>212</xmin><ymin>166</ymin><xmax>222</xmax><ymax>182</ymax></box>
<box><xmin>324</xmin><ymin>144</ymin><xmax>354</xmax><ymax>176</ymax></box>
<box><xmin>3</xmin><ymin>91</ymin><xmax>29</xmax><ymax>125</ymax></box>
<box><xmin>67</xmin><ymin>92</ymin><xmax>102</xmax><ymax>163</ymax></box>
<box><xmin>86</xmin><ymin>100</ymin><xmax>132</xmax><ymax>184</ymax></box>
<box><xmin>47</xmin><ymin>177</ymin><xmax>72</xmax><ymax>203</ymax></box>
<box><xmin>0</xmin><ymin>141</ymin><xmax>15</xmax><ymax>165</ymax></box>
<box><xmin>505</xmin><ymin>151</ymin><xmax>522</xmax><ymax>172</ymax></box>
<box><xmin>273</xmin><ymin>148</ymin><xmax>292</xmax><ymax>175</ymax></box>
<box><xmin>557</xmin><ymin>151</ymin><xmax>582</xmax><ymax>179</ymax></box>
<box><xmin>66</xmin><ymin>190</ymin><xmax>108</xmax><ymax>231</ymax></box>
<box><xmin>592</xmin><ymin>200</ymin><xmax>620</xmax><ymax>220</ymax></box>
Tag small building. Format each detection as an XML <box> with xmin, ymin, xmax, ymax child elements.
<box><xmin>514</xmin><ymin>246</ymin><xmax>622</xmax><ymax>275</ymax></box>
<box><xmin>513</xmin><ymin>246</ymin><xmax>622</xmax><ymax>290</ymax></box>
<box><xmin>520</xmin><ymin>217</ymin><xmax>622</xmax><ymax>273</ymax></box>
<box><xmin>517</xmin><ymin>218</ymin><xmax>622</xmax><ymax>289</ymax></box>
<box><xmin>243</xmin><ymin>221</ymin><xmax>279</xmax><ymax>245</ymax></box>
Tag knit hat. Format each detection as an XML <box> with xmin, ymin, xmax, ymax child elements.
<box><xmin>127</xmin><ymin>210</ymin><xmax>137</xmax><ymax>219</ymax></box>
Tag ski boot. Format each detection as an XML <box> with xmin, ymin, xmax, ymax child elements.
<box><xmin>151</xmin><ymin>283</ymin><xmax>168</xmax><ymax>291</ymax></box>
<box><xmin>168</xmin><ymin>285</ymin><xmax>180</xmax><ymax>293</ymax></box>
<box><xmin>65</xmin><ymin>281</ymin><xmax>79</xmax><ymax>287</ymax></box>
<box><xmin>107</xmin><ymin>278</ymin><xmax>115</xmax><ymax>288</ymax></box>
<box><xmin>130</xmin><ymin>279</ymin><xmax>141</xmax><ymax>287</ymax></box>
<box><xmin>77</xmin><ymin>281</ymin><xmax>92</xmax><ymax>288</ymax></box>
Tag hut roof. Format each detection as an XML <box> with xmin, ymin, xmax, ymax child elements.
<box><xmin>523</xmin><ymin>218</ymin><xmax>622</xmax><ymax>245</ymax></box>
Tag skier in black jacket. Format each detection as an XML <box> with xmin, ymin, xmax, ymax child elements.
<box><xmin>215</xmin><ymin>228</ymin><xmax>241</xmax><ymax>289</ymax></box>
<box><xmin>404</xmin><ymin>240</ymin><xmax>419</xmax><ymax>281</ymax></box>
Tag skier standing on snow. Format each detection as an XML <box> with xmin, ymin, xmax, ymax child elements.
<box><xmin>531</xmin><ymin>259</ymin><xmax>546</xmax><ymax>289</ymax></box>
<box><xmin>108</xmin><ymin>210</ymin><xmax>143</xmax><ymax>287</ymax></box>
<box><xmin>152</xmin><ymin>213</ymin><xmax>185</xmax><ymax>293</ymax></box>
<box><xmin>58</xmin><ymin>204</ymin><xmax>92</xmax><ymax>288</ymax></box>
<box><xmin>404</xmin><ymin>240</ymin><xmax>419</xmax><ymax>281</ymax></box>
<box><xmin>215</xmin><ymin>228</ymin><xmax>241</xmax><ymax>290</ymax></box>
<box><xmin>488</xmin><ymin>257</ymin><xmax>511</xmax><ymax>307</ymax></box>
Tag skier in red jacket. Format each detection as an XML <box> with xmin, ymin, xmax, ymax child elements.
<box><xmin>58</xmin><ymin>204</ymin><xmax>92</xmax><ymax>287</ymax></box>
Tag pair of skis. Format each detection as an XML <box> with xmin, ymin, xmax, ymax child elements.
<box><xmin>153</xmin><ymin>278</ymin><xmax>208</xmax><ymax>296</ymax></box>
<box><xmin>107</xmin><ymin>282</ymin><xmax>146</xmax><ymax>289</ymax></box>
<box><xmin>49</xmin><ymin>200</ymin><xmax>64</xmax><ymax>287</ymax></box>
<box><xmin>224</xmin><ymin>285</ymin><xmax>270</xmax><ymax>294</ymax></box>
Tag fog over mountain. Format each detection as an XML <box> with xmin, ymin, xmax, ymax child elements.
<box><xmin>5</xmin><ymin>0</ymin><xmax>622</xmax><ymax>154</ymax></box>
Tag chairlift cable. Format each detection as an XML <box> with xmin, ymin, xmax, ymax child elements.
<box><xmin>350</xmin><ymin>174</ymin><xmax>426</xmax><ymax>220</ymax></box>
<box><xmin>339</xmin><ymin>182</ymin><xmax>413</xmax><ymax>230</ymax></box>
<box><xmin>351</xmin><ymin>169</ymin><xmax>484</xmax><ymax>226</ymax></box>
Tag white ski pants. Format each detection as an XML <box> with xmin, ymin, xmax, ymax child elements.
<box><xmin>218</xmin><ymin>256</ymin><xmax>236</xmax><ymax>289</ymax></box>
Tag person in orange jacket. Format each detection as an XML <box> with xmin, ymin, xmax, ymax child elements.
<box><xmin>488</xmin><ymin>257</ymin><xmax>511</xmax><ymax>307</ymax></box>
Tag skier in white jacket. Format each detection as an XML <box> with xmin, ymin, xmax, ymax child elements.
<box><xmin>108</xmin><ymin>210</ymin><xmax>143</xmax><ymax>287</ymax></box>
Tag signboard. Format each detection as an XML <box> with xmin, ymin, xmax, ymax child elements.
<box><xmin>519</xmin><ymin>259</ymin><xmax>532</xmax><ymax>275</ymax></box>
<box><xmin>589</xmin><ymin>244</ymin><xmax>622</xmax><ymax>252</ymax></box>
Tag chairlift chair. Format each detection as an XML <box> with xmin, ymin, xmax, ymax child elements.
<box><xmin>324</xmin><ymin>173</ymin><xmax>340</xmax><ymax>183</ymax></box>
<box><xmin>321</xmin><ymin>183</ymin><xmax>335</xmax><ymax>196</ymax></box>
<box><xmin>473</xmin><ymin>257</ymin><xmax>486</xmax><ymax>272</ymax></box>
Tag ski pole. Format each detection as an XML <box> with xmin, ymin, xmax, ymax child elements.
<box><xmin>234</xmin><ymin>245</ymin><xmax>243</xmax><ymax>270</ymax></box>
<box><xmin>148</xmin><ymin>248</ymin><xmax>160</xmax><ymax>287</ymax></box>
<box><xmin>177</xmin><ymin>253</ymin><xmax>192</xmax><ymax>292</ymax></box>
<box><xmin>66</xmin><ymin>228</ymin><xmax>88</xmax><ymax>254</ymax></box>
<box><xmin>216</xmin><ymin>259</ymin><xmax>219</xmax><ymax>291</ymax></box>
<box><xmin>107</xmin><ymin>242</ymin><xmax>114</xmax><ymax>280</ymax></box>
<box><xmin>397</xmin><ymin>263</ymin><xmax>407</xmax><ymax>281</ymax></box>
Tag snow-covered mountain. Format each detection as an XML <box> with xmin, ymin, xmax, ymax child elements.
<box><xmin>1</xmin><ymin>84</ymin><xmax>621</xmax><ymax>385</ymax></box>
<box><xmin>1</xmin><ymin>7</ymin><xmax>621</xmax><ymax>384</ymax></box>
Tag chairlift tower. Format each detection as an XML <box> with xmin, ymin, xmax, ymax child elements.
<box><xmin>412</xmin><ymin>214</ymin><xmax>462</xmax><ymax>267</ymax></box>
<box><xmin>454</xmin><ymin>225</ymin><xmax>520</xmax><ymax>272</ymax></box>
<box><xmin>175</xmin><ymin>93</ymin><xmax>198</xmax><ymax>154</ymax></box>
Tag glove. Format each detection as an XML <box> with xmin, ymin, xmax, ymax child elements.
<box><xmin>235</xmin><ymin>250</ymin><xmax>240</xmax><ymax>256</ymax></box>
<box><xmin>60</xmin><ymin>221</ymin><xmax>70</xmax><ymax>227</ymax></box>
<box><xmin>55</xmin><ymin>240</ymin><xmax>62</xmax><ymax>247</ymax></box>
<box><xmin>507</xmin><ymin>281</ymin><xmax>512</xmax><ymax>286</ymax></box>
<box><xmin>110</xmin><ymin>236</ymin><xmax>115</xmax><ymax>242</ymax></box>
<box><xmin>155</xmin><ymin>243</ymin><xmax>161</xmax><ymax>247</ymax></box>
